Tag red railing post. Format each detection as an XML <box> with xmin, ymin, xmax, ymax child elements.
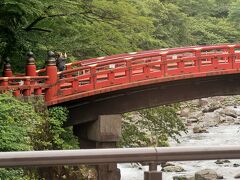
<box><xmin>2</xmin><ymin>57</ymin><xmax>13</xmax><ymax>77</ymax></box>
<box><xmin>26</xmin><ymin>52</ymin><xmax>36</xmax><ymax>76</ymax></box>
<box><xmin>25</xmin><ymin>52</ymin><xmax>37</xmax><ymax>95</ymax></box>
<box><xmin>45</xmin><ymin>51</ymin><xmax>58</xmax><ymax>102</ymax></box>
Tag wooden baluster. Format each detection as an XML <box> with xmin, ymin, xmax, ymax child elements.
<box><xmin>65</xmin><ymin>64</ymin><xmax>72</xmax><ymax>78</ymax></box>
<box><xmin>126</xmin><ymin>60</ymin><xmax>132</xmax><ymax>82</ymax></box>
<box><xmin>161</xmin><ymin>53</ymin><xmax>167</xmax><ymax>76</ymax></box>
<box><xmin>195</xmin><ymin>48</ymin><xmax>202</xmax><ymax>72</ymax></box>
<box><xmin>90</xmin><ymin>66</ymin><xmax>97</xmax><ymax>89</ymax></box>
<box><xmin>34</xmin><ymin>87</ymin><xmax>42</xmax><ymax>96</ymax></box>
<box><xmin>178</xmin><ymin>59</ymin><xmax>184</xmax><ymax>73</ymax></box>
<box><xmin>72</xmin><ymin>78</ymin><xmax>79</xmax><ymax>90</ymax></box>
<box><xmin>143</xmin><ymin>64</ymin><xmax>150</xmax><ymax>78</ymax></box>
<box><xmin>23</xmin><ymin>77</ymin><xmax>31</xmax><ymax>96</ymax></box>
<box><xmin>0</xmin><ymin>78</ymin><xmax>8</xmax><ymax>94</ymax></box>
<box><xmin>228</xmin><ymin>45</ymin><xmax>235</xmax><ymax>69</ymax></box>
<box><xmin>108</xmin><ymin>70</ymin><xmax>115</xmax><ymax>84</ymax></box>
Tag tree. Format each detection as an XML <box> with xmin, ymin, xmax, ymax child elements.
<box><xmin>0</xmin><ymin>0</ymin><xmax>153</xmax><ymax>72</ymax></box>
<box><xmin>0</xmin><ymin>93</ymin><xmax>42</xmax><ymax>179</ymax></box>
<box><xmin>119</xmin><ymin>105</ymin><xmax>186</xmax><ymax>147</ymax></box>
<box><xmin>0</xmin><ymin>94</ymin><xmax>79</xmax><ymax>179</ymax></box>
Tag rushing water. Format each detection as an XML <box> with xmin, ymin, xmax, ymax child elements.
<box><xmin>119</xmin><ymin>124</ymin><xmax>240</xmax><ymax>180</ymax></box>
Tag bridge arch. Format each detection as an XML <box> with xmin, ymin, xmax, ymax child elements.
<box><xmin>1</xmin><ymin>44</ymin><xmax>240</xmax><ymax>125</ymax></box>
<box><xmin>63</xmin><ymin>73</ymin><xmax>240</xmax><ymax>125</ymax></box>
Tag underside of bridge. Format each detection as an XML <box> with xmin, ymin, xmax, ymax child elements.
<box><xmin>59</xmin><ymin>73</ymin><xmax>240</xmax><ymax>126</ymax></box>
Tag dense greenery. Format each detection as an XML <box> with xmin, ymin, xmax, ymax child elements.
<box><xmin>0</xmin><ymin>94</ymin><xmax>79</xmax><ymax>179</ymax></box>
<box><xmin>1</xmin><ymin>0</ymin><xmax>240</xmax><ymax>71</ymax></box>
<box><xmin>1</xmin><ymin>0</ymin><xmax>240</xmax><ymax>178</ymax></box>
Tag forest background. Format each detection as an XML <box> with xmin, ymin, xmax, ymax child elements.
<box><xmin>1</xmin><ymin>0</ymin><xmax>240</xmax><ymax>179</ymax></box>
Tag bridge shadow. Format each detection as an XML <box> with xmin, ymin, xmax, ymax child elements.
<box><xmin>57</xmin><ymin>73</ymin><xmax>240</xmax><ymax>126</ymax></box>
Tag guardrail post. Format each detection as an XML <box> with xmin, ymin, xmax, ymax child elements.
<box><xmin>144</xmin><ymin>163</ymin><xmax>162</xmax><ymax>180</ymax></box>
<box><xmin>45</xmin><ymin>51</ymin><xmax>58</xmax><ymax>102</ymax></box>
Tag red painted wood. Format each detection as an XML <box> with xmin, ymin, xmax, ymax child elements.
<box><xmin>2</xmin><ymin>44</ymin><xmax>240</xmax><ymax>105</ymax></box>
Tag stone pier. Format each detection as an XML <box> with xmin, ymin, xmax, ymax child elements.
<box><xmin>74</xmin><ymin>114</ymin><xmax>122</xmax><ymax>180</ymax></box>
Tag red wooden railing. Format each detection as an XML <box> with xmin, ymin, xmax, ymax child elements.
<box><xmin>1</xmin><ymin>44</ymin><xmax>240</xmax><ymax>106</ymax></box>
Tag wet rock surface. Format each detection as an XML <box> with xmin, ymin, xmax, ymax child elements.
<box><xmin>194</xmin><ymin>169</ymin><xmax>223</xmax><ymax>180</ymax></box>
<box><xmin>120</xmin><ymin>96</ymin><xmax>240</xmax><ymax>180</ymax></box>
<box><xmin>162</xmin><ymin>164</ymin><xmax>185</xmax><ymax>172</ymax></box>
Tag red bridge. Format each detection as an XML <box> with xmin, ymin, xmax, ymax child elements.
<box><xmin>2</xmin><ymin>44</ymin><xmax>240</xmax><ymax>125</ymax></box>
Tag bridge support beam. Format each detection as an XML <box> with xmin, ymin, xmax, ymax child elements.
<box><xmin>74</xmin><ymin>114</ymin><xmax>122</xmax><ymax>180</ymax></box>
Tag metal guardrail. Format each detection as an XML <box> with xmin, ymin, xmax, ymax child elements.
<box><xmin>1</xmin><ymin>145</ymin><xmax>240</xmax><ymax>167</ymax></box>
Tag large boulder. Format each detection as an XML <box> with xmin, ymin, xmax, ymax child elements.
<box><xmin>202</xmin><ymin>102</ymin><xmax>222</xmax><ymax>113</ymax></box>
<box><xmin>195</xmin><ymin>169</ymin><xmax>223</xmax><ymax>180</ymax></box>
<box><xmin>219</xmin><ymin>107</ymin><xmax>237</xmax><ymax>118</ymax></box>
<box><xmin>199</xmin><ymin>113</ymin><xmax>221</xmax><ymax>127</ymax></box>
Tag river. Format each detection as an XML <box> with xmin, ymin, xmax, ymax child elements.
<box><xmin>119</xmin><ymin>124</ymin><xmax>240</xmax><ymax>180</ymax></box>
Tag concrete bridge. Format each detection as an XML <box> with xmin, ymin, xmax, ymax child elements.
<box><xmin>2</xmin><ymin>44</ymin><xmax>240</xmax><ymax>179</ymax></box>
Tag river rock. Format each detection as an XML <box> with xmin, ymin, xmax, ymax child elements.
<box><xmin>202</xmin><ymin>103</ymin><xmax>221</xmax><ymax>113</ymax></box>
<box><xmin>189</xmin><ymin>111</ymin><xmax>204</xmax><ymax>120</ymax></box>
<box><xmin>162</xmin><ymin>165</ymin><xmax>185</xmax><ymax>172</ymax></box>
<box><xmin>198</xmin><ymin>99</ymin><xmax>209</xmax><ymax>107</ymax></box>
<box><xmin>220</xmin><ymin>108</ymin><xmax>237</xmax><ymax>118</ymax></box>
<box><xmin>181</xmin><ymin>108</ymin><xmax>191</xmax><ymax>117</ymax></box>
<box><xmin>187</xmin><ymin>118</ymin><xmax>199</xmax><ymax>124</ymax></box>
<box><xmin>161</xmin><ymin>162</ymin><xmax>175</xmax><ymax>168</ymax></box>
<box><xmin>199</xmin><ymin>113</ymin><xmax>221</xmax><ymax>127</ymax></box>
<box><xmin>234</xmin><ymin>173</ymin><xmax>240</xmax><ymax>178</ymax></box>
<box><xmin>193</xmin><ymin>125</ymin><xmax>208</xmax><ymax>133</ymax></box>
<box><xmin>173</xmin><ymin>175</ymin><xmax>194</xmax><ymax>180</ymax></box>
<box><xmin>215</xmin><ymin>159</ymin><xmax>230</xmax><ymax>164</ymax></box>
<box><xmin>195</xmin><ymin>169</ymin><xmax>223</xmax><ymax>180</ymax></box>
<box><xmin>233</xmin><ymin>163</ymin><xmax>240</xmax><ymax>167</ymax></box>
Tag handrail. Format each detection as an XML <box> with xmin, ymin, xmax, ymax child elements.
<box><xmin>1</xmin><ymin>145</ymin><xmax>240</xmax><ymax>167</ymax></box>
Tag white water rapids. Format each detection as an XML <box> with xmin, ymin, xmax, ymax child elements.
<box><xmin>119</xmin><ymin>124</ymin><xmax>240</xmax><ymax>180</ymax></box>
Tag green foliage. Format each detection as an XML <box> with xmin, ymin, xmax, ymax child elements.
<box><xmin>0</xmin><ymin>94</ymin><xmax>41</xmax><ymax>151</ymax></box>
<box><xmin>31</xmin><ymin>106</ymin><xmax>79</xmax><ymax>151</ymax></box>
<box><xmin>0</xmin><ymin>94</ymin><xmax>79</xmax><ymax>179</ymax></box>
<box><xmin>119</xmin><ymin>105</ymin><xmax>186</xmax><ymax>147</ymax></box>
<box><xmin>1</xmin><ymin>0</ymin><xmax>240</xmax><ymax>72</ymax></box>
<box><xmin>47</xmin><ymin>107</ymin><xmax>79</xmax><ymax>150</ymax></box>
